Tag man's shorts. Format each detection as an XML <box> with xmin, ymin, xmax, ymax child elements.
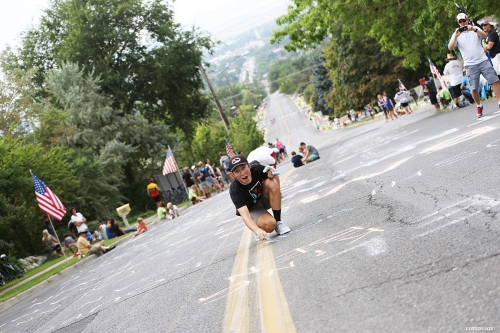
<box><xmin>401</xmin><ymin>102</ymin><xmax>409</xmax><ymax>107</ymax></box>
<box><xmin>88</xmin><ymin>244</ymin><xmax>101</xmax><ymax>255</ymax></box>
<box><xmin>428</xmin><ymin>92</ymin><xmax>438</xmax><ymax>105</ymax></box>
<box><xmin>201</xmin><ymin>176</ymin><xmax>216</xmax><ymax>187</ymax></box>
<box><xmin>449</xmin><ymin>84</ymin><xmax>462</xmax><ymax>99</ymax></box>
<box><xmin>466</xmin><ymin>60</ymin><xmax>499</xmax><ymax>90</ymax></box>
<box><xmin>248</xmin><ymin>195</ymin><xmax>272</xmax><ymax>222</ymax></box>
<box><xmin>309</xmin><ymin>153</ymin><xmax>319</xmax><ymax>161</ymax></box>
<box><xmin>152</xmin><ymin>195</ymin><xmax>161</xmax><ymax>203</ymax></box>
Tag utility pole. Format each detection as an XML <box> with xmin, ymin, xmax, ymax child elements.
<box><xmin>224</xmin><ymin>73</ymin><xmax>246</xmax><ymax>120</ymax></box>
<box><xmin>200</xmin><ymin>65</ymin><xmax>230</xmax><ymax>133</ymax></box>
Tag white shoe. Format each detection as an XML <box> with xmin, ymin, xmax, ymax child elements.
<box><xmin>275</xmin><ymin>221</ymin><xmax>290</xmax><ymax>235</ymax></box>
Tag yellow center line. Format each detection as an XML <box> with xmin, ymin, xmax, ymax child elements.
<box><xmin>223</xmin><ymin>229</ymin><xmax>253</xmax><ymax>333</ymax></box>
<box><xmin>256</xmin><ymin>242</ymin><xmax>296</xmax><ymax>333</ymax></box>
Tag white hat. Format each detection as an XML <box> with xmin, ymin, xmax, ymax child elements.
<box><xmin>456</xmin><ymin>13</ymin><xmax>467</xmax><ymax>21</ymax></box>
<box><xmin>191</xmin><ymin>165</ymin><xmax>196</xmax><ymax>170</ymax></box>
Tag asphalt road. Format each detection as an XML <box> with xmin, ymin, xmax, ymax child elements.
<box><xmin>1</xmin><ymin>93</ymin><xmax>499</xmax><ymax>333</ymax></box>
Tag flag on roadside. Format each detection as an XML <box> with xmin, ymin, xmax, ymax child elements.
<box><xmin>225</xmin><ymin>140</ymin><xmax>235</xmax><ymax>158</ymax></box>
<box><xmin>31</xmin><ymin>172</ymin><xmax>66</xmax><ymax>221</ymax></box>
<box><xmin>162</xmin><ymin>148</ymin><xmax>178</xmax><ymax>175</ymax></box>
<box><xmin>398</xmin><ymin>79</ymin><xmax>407</xmax><ymax>90</ymax></box>
<box><xmin>428</xmin><ymin>59</ymin><xmax>442</xmax><ymax>80</ymax></box>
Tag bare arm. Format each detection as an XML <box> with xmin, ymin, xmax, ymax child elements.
<box><xmin>237</xmin><ymin>206</ymin><xmax>267</xmax><ymax>240</ymax></box>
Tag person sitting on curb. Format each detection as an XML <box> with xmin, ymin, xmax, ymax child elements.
<box><xmin>157</xmin><ymin>203</ymin><xmax>167</xmax><ymax>219</ymax></box>
<box><xmin>105</xmin><ymin>218</ymin><xmax>137</xmax><ymax>239</ymax></box>
<box><xmin>134</xmin><ymin>218</ymin><xmax>148</xmax><ymax>237</ymax></box>
<box><xmin>300</xmin><ymin>142</ymin><xmax>320</xmax><ymax>163</ymax></box>
<box><xmin>291</xmin><ymin>151</ymin><xmax>303</xmax><ymax>168</ymax></box>
<box><xmin>77</xmin><ymin>231</ymin><xmax>115</xmax><ymax>257</ymax></box>
<box><xmin>166</xmin><ymin>202</ymin><xmax>179</xmax><ymax>219</ymax></box>
<box><xmin>42</xmin><ymin>230</ymin><xmax>63</xmax><ymax>257</ymax></box>
<box><xmin>189</xmin><ymin>185</ymin><xmax>205</xmax><ymax>204</ymax></box>
<box><xmin>63</xmin><ymin>233</ymin><xmax>78</xmax><ymax>254</ymax></box>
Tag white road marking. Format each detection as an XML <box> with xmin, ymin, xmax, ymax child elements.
<box><xmin>467</xmin><ymin>114</ymin><xmax>500</xmax><ymax>127</ymax></box>
<box><xmin>435</xmin><ymin>151</ymin><xmax>478</xmax><ymax>168</ymax></box>
<box><xmin>421</xmin><ymin>126</ymin><xmax>497</xmax><ymax>154</ymax></box>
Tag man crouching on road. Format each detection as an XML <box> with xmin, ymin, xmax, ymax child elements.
<box><xmin>229</xmin><ymin>155</ymin><xmax>290</xmax><ymax>241</ymax></box>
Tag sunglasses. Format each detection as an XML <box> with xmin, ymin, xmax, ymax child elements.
<box><xmin>481</xmin><ymin>23</ymin><xmax>488</xmax><ymax>26</ymax></box>
<box><xmin>458</xmin><ymin>19</ymin><xmax>467</xmax><ymax>23</ymax></box>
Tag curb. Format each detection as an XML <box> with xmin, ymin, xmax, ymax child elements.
<box><xmin>0</xmin><ymin>204</ymin><xmax>193</xmax><ymax>313</ymax></box>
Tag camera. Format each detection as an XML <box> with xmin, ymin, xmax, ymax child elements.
<box><xmin>458</xmin><ymin>26</ymin><xmax>468</xmax><ymax>32</ymax></box>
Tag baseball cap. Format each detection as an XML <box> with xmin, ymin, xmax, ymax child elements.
<box><xmin>481</xmin><ymin>20</ymin><xmax>490</xmax><ymax>25</ymax></box>
<box><xmin>228</xmin><ymin>155</ymin><xmax>249</xmax><ymax>172</ymax></box>
<box><xmin>191</xmin><ymin>165</ymin><xmax>196</xmax><ymax>170</ymax></box>
<box><xmin>456</xmin><ymin>13</ymin><xmax>467</xmax><ymax>21</ymax></box>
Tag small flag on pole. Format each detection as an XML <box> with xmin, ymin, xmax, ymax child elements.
<box><xmin>428</xmin><ymin>59</ymin><xmax>442</xmax><ymax>80</ymax></box>
<box><xmin>225</xmin><ymin>140</ymin><xmax>235</xmax><ymax>158</ymax></box>
<box><xmin>398</xmin><ymin>79</ymin><xmax>407</xmax><ymax>90</ymax></box>
<box><xmin>31</xmin><ymin>172</ymin><xmax>66</xmax><ymax>221</ymax></box>
<box><xmin>162</xmin><ymin>148</ymin><xmax>179</xmax><ymax>175</ymax></box>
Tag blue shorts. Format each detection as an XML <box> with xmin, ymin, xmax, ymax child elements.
<box><xmin>85</xmin><ymin>230</ymin><xmax>93</xmax><ymax>242</ymax></box>
<box><xmin>309</xmin><ymin>153</ymin><xmax>319</xmax><ymax>161</ymax></box>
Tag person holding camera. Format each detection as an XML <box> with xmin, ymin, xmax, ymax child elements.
<box><xmin>448</xmin><ymin>13</ymin><xmax>500</xmax><ymax>118</ymax></box>
<box><xmin>481</xmin><ymin>20</ymin><xmax>500</xmax><ymax>79</ymax></box>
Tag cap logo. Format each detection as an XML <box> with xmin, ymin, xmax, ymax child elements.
<box><xmin>232</xmin><ymin>157</ymin><xmax>241</xmax><ymax>164</ymax></box>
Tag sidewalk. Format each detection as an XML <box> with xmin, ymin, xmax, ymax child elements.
<box><xmin>0</xmin><ymin>204</ymin><xmax>193</xmax><ymax>312</ymax></box>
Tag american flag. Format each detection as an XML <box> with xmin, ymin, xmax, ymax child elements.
<box><xmin>31</xmin><ymin>172</ymin><xmax>66</xmax><ymax>221</ymax></box>
<box><xmin>162</xmin><ymin>148</ymin><xmax>178</xmax><ymax>175</ymax></box>
<box><xmin>428</xmin><ymin>59</ymin><xmax>442</xmax><ymax>80</ymax></box>
<box><xmin>398</xmin><ymin>79</ymin><xmax>407</xmax><ymax>90</ymax></box>
<box><xmin>225</xmin><ymin>140</ymin><xmax>235</xmax><ymax>158</ymax></box>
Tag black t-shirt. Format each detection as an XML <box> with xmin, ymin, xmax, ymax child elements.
<box><xmin>486</xmin><ymin>30</ymin><xmax>500</xmax><ymax>59</ymax></box>
<box><xmin>426</xmin><ymin>78</ymin><xmax>437</xmax><ymax>93</ymax></box>
<box><xmin>291</xmin><ymin>155</ymin><xmax>303</xmax><ymax>167</ymax></box>
<box><xmin>182</xmin><ymin>171</ymin><xmax>194</xmax><ymax>187</ymax></box>
<box><xmin>43</xmin><ymin>223</ymin><xmax>56</xmax><ymax>237</ymax></box>
<box><xmin>229</xmin><ymin>164</ymin><xmax>269</xmax><ymax>215</ymax></box>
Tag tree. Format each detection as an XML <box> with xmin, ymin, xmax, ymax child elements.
<box><xmin>44</xmin><ymin>63</ymin><xmax>179</xmax><ymax>196</ymax></box>
<box><xmin>271</xmin><ymin>0</ymin><xmax>500</xmax><ymax>69</ymax></box>
<box><xmin>322</xmin><ymin>28</ymin><xmax>425</xmax><ymax>114</ymax></box>
<box><xmin>311</xmin><ymin>55</ymin><xmax>333</xmax><ymax>114</ymax></box>
<box><xmin>16</xmin><ymin>0</ymin><xmax>214</xmax><ymax>135</ymax></box>
<box><xmin>0</xmin><ymin>49</ymin><xmax>40</xmax><ymax>137</ymax></box>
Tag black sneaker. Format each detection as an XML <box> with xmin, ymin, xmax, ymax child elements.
<box><xmin>477</xmin><ymin>105</ymin><xmax>483</xmax><ymax>118</ymax></box>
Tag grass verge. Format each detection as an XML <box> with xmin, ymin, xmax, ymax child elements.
<box><xmin>0</xmin><ymin>251</ymin><xmax>75</xmax><ymax>294</ymax></box>
<box><xmin>0</xmin><ymin>257</ymin><xmax>80</xmax><ymax>303</ymax></box>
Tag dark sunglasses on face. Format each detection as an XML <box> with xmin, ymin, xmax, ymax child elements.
<box><xmin>458</xmin><ymin>19</ymin><xmax>467</xmax><ymax>23</ymax></box>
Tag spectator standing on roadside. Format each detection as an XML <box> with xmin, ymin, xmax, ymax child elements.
<box><xmin>481</xmin><ymin>20</ymin><xmax>500</xmax><ymax>78</ymax></box>
<box><xmin>147</xmin><ymin>177</ymin><xmax>162</xmax><ymax>207</ymax></box>
<box><xmin>395</xmin><ymin>87</ymin><xmax>412</xmax><ymax>115</ymax></box>
<box><xmin>443</xmin><ymin>53</ymin><xmax>463</xmax><ymax>109</ymax></box>
<box><xmin>69</xmin><ymin>207</ymin><xmax>93</xmax><ymax>243</ymax></box>
<box><xmin>382</xmin><ymin>92</ymin><xmax>398</xmax><ymax>120</ymax></box>
<box><xmin>182</xmin><ymin>167</ymin><xmax>195</xmax><ymax>188</ymax></box>
<box><xmin>219</xmin><ymin>152</ymin><xmax>232</xmax><ymax>184</ymax></box>
<box><xmin>42</xmin><ymin>215</ymin><xmax>56</xmax><ymax>238</ymax></box>
<box><xmin>377</xmin><ymin>94</ymin><xmax>389</xmax><ymax>122</ymax></box>
<box><xmin>425</xmin><ymin>73</ymin><xmax>441</xmax><ymax>110</ymax></box>
<box><xmin>199</xmin><ymin>160</ymin><xmax>221</xmax><ymax>194</ymax></box>
<box><xmin>449</xmin><ymin>13</ymin><xmax>500</xmax><ymax>117</ymax></box>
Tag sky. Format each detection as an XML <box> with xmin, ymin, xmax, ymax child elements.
<box><xmin>0</xmin><ymin>0</ymin><xmax>288</xmax><ymax>51</ymax></box>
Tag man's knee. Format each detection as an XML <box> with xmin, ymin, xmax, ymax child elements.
<box><xmin>258</xmin><ymin>215</ymin><xmax>276</xmax><ymax>232</ymax></box>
